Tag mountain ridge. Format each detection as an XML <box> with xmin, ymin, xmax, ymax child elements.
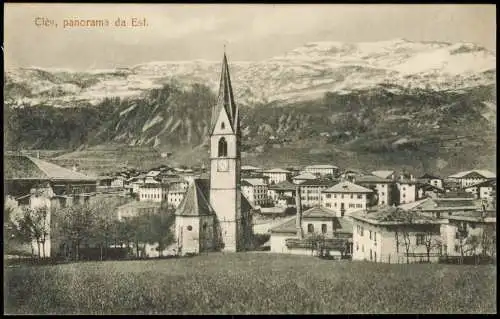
<box><xmin>5</xmin><ymin>39</ymin><xmax>496</xmax><ymax>108</ymax></box>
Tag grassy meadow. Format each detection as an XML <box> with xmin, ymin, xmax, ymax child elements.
<box><xmin>4</xmin><ymin>253</ymin><xmax>496</xmax><ymax>314</ymax></box>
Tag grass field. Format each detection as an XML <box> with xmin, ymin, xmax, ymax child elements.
<box><xmin>4</xmin><ymin>253</ymin><xmax>496</xmax><ymax>314</ymax></box>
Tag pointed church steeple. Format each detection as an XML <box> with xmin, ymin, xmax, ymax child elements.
<box><xmin>210</xmin><ymin>52</ymin><xmax>239</xmax><ymax>135</ymax></box>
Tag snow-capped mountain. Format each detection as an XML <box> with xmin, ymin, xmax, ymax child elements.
<box><xmin>5</xmin><ymin>39</ymin><xmax>496</xmax><ymax>107</ymax></box>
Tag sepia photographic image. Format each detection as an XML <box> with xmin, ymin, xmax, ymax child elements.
<box><xmin>3</xmin><ymin>3</ymin><xmax>496</xmax><ymax>314</ymax></box>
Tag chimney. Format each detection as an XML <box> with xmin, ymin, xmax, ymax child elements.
<box><xmin>295</xmin><ymin>185</ymin><xmax>303</xmax><ymax>239</ymax></box>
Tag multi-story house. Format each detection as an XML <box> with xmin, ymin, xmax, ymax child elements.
<box><xmin>353</xmin><ymin>175</ymin><xmax>394</xmax><ymax>206</ymax></box>
<box><xmin>419</xmin><ymin>173</ymin><xmax>443</xmax><ymax>190</ymax></box>
<box><xmin>241</xmin><ymin>173</ymin><xmax>270</xmax><ymax>185</ymax></box>
<box><xmin>5</xmin><ymin>155</ymin><xmax>98</xmax><ymax>258</ymax></box>
<box><xmin>464</xmin><ymin>179</ymin><xmax>496</xmax><ymax>200</ymax></box>
<box><xmin>448</xmin><ymin>170</ymin><xmax>496</xmax><ymax>188</ymax></box>
<box><xmin>299</xmin><ymin>179</ymin><xmax>337</xmax><ymax>209</ymax></box>
<box><xmin>303</xmin><ymin>164</ymin><xmax>339</xmax><ymax>177</ymax></box>
<box><xmin>270</xmin><ymin>206</ymin><xmax>353</xmax><ymax>256</ymax></box>
<box><xmin>262</xmin><ymin>168</ymin><xmax>292</xmax><ymax>185</ymax></box>
<box><xmin>440</xmin><ymin>209</ymin><xmax>496</xmax><ymax>258</ymax></box>
<box><xmin>268</xmin><ymin>180</ymin><xmax>296</xmax><ymax>205</ymax></box>
<box><xmin>241</xmin><ymin>179</ymin><xmax>270</xmax><ymax>206</ymax></box>
<box><xmin>110</xmin><ymin>176</ymin><xmax>126</xmax><ymax>188</ymax></box>
<box><xmin>397</xmin><ymin>178</ymin><xmax>420</xmax><ymax>205</ymax></box>
<box><xmin>321</xmin><ymin>181</ymin><xmax>372</xmax><ymax>217</ymax></box>
<box><xmin>400</xmin><ymin>197</ymin><xmax>481</xmax><ymax>219</ymax></box>
<box><xmin>350</xmin><ymin>207</ymin><xmax>445</xmax><ymax>263</ymax></box>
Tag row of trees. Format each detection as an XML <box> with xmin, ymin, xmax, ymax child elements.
<box><xmin>5</xmin><ymin>198</ymin><xmax>177</xmax><ymax>261</ymax></box>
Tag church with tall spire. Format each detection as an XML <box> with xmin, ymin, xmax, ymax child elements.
<box><xmin>174</xmin><ymin>52</ymin><xmax>254</xmax><ymax>255</ymax></box>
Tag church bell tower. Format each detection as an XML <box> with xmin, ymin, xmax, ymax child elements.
<box><xmin>209</xmin><ymin>52</ymin><xmax>242</xmax><ymax>252</ymax></box>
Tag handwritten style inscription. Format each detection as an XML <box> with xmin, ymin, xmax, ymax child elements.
<box><xmin>34</xmin><ymin>17</ymin><xmax>148</xmax><ymax>28</ymax></box>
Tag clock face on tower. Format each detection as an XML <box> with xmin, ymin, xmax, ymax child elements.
<box><xmin>217</xmin><ymin>159</ymin><xmax>229</xmax><ymax>172</ymax></box>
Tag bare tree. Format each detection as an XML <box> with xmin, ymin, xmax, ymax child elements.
<box><xmin>423</xmin><ymin>232</ymin><xmax>442</xmax><ymax>263</ymax></box>
<box><xmin>456</xmin><ymin>222</ymin><xmax>469</xmax><ymax>264</ymax></box>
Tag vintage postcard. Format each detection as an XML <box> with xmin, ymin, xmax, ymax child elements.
<box><xmin>3</xmin><ymin>3</ymin><xmax>496</xmax><ymax>315</ymax></box>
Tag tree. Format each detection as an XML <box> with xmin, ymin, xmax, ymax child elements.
<box><xmin>14</xmin><ymin>206</ymin><xmax>51</xmax><ymax>259</ymax></box>
<box><xmin>59</xmin><ymin>203</ymin><xmax>97</xmax><ymax>261</ymax></box>
<box><xmin>423</xmin><ymin>231</ymin><xmax>442</xmax><ymax>263</ymax></box>
<box><xmin>481</xmin><ymin>225</ymin><xmax>496</xmax><ymax>258</ymax></box>
<box><xmin>30</xmin><ymin>206</ymin><xmax>50</xmax><ymax>258</ymax></box>
<box><xmin>148</xmin><ymin>211</ymin><xmax>176</xmax><ymax>258</ymax></box>
<box><xmin>456</xmin><ymin>222</ymin><xmax>469</xmax><ymax>265</ymax></box>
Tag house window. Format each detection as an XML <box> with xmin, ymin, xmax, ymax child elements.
<box><xmin>326</xmin><ymin>203</ymin><xmax>331</xmax><ymax>208</ymax></box>
<box><xmin>454</xmin><ymin>244</ymin><xmax>460</xmax><ymax>252</ymax></box>
<box><xmin>356</xmin><ymin>242</ymin><xmax>359</xmax><ymax>251</ymax></box>
<box><xmin>369</xmin><ymin>231</ymin><xmax>372</xmax><ymax>240</ymax></box>
<box><xmin>334</xmin><ymin>203</ymin><xmax>337</xmax><ymax>207</ymax></box>
<box><xmin>218</xmin><ymin>137</ymin><xmax>228</xmax><ymax>157</ymax></box>
<box><xmin>326</xmin><ymin>194</ymin><xmax>331</xmax><ymax>199</ymax></box>
<box><xmin>334</xmin><ymin>194</ymin><xmax>337</xmax><ymax>199</ymax></box>
<box><xmin>341</xmin><ymin>211</ymin><xmax>344</xmax><ymax>217</ymax></box>
<box><xmin>351</xmin><ymin>194</ymin><xmax>354</xmax><ymax>199</ymax></box>
<box><xmin>187</xmin><ymin>225</ymin><xmax>193</xmax><ymax>231</ymax></box>
<box><xmin>307</xmin><ymin>224</ymin><xmax>314</xmax><ymax>233</ymax></box>
<box><xmin>402</xmin><ymin>194</ymin><xmax>406</xmax><ymax>198</ymax></box>
<box><xmin>370</xmin><ymin>249</ymin><xmax>373</xmax><ymax>261</ymax></box>
<box><xmin>374</xmin><ymin>251</ymin><xmax>377</xmax><ymax>262</ymax></box>
<box><xmin>362</xmin><ymin>245</ymin><xmax>364</xmax><ymax>252</ymax></box>
<box><xmin>374</xmin><ymin>232</ymin><xmax>377</xmax><ymax>242</ymax></box>
<box><xmin>357</xmin><ymin>194</ymin><xmax>362</xmax><ymax>199</ymax></box>
<box><xmin>202</xmin><ymin>223</ymin><xmax>207</xmax><ymax>231</ymax></box>
<box><xmin>321</xmin><ymin>224</ymin><xmax>327</xmax><ymax>234</ymax></box>
<box><xmin>341</xmin><ymin>194</ymin><xmax>344</xmax><ymax>199</ymax></box>
<box><xmin>416</xmin><ymin>234</ymin><xmax>425</xmax><ymax>245</ymax></box>
<box><xmin>381</xmin><ymin>201</ymin><xmax>385</xmax><ymax>205</ymax></box>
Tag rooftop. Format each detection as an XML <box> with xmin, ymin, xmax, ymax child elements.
<box><xmin>371</xmin><ymin>170</ymin><xmax>395</xmax><ymax>179</ymax></box>
<box><xmin>302</xmin><ymin>206</ymin><xmax>338</xmax><ymax>219</ymax></box>
<box><xmin>269</xmin><ymin>180</ymin><xmax>297</xmax><ymax>191</ymax></box>
<box><xmin>5</xmin><ymin>155</ymin><xmax>96</xmax><ymax>181</ymax></box>
<box><xmin>292</xmin><ymin>172</ymin><xmax>318</xmax><ymax>180</ymax></box>
<box><xmin>400</xmin><ymin>197</ymin><xmax>481</xmax><ymax>212</ymax></box>
<box><xmin>305</xmin><ymin>164</ymin><xmax>339</xmax><ymax>169</ymax></box>
<box><xmin>241</xmin><ymin>165</ymin><xmax>261</xmax><ymax>171</ymax></box>
<box><xmin>448</xmin><ymin>170</ymin><xmax>496</xmax><ymax>179</ymax></box>
<box><xmin>299</xmin><ymin>179</ymin><xmax>337</xmax><ymax>187</ymax></box>
<box><xmin>355</xmin><ymin>175</ymin><xmax>393</xmax><ymax>184</ymax></box>
<box><xmin>350</xmin><ymin>206</ymin><xmax>445</xmax><ymax>225</ymax></box>
<box><xmin>241</xmin><ymin>178</ymin><xmax>267</xmax><ymax>186</ymax></box>
<box><xmin>323</xmin><ymin>181</ymin><xmax>373</xmax><ymax>193</ymax></box>
<box><xmin>269</xmin><ymin>217</ymin><xmax>297</xmax><ymax>234</ymax></box>
<box><xmin>262</xmin><ymin>168</ymin><xmax>292</xmax><ymax>173</ymax></box>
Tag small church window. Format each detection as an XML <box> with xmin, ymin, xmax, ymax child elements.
<box><xmin>218</xmin><ymin>137</ymin><xmax>228</xmax><ymax>157</ymax></box>
<box><xmin>221</xmin><ymin>122</ymin><xmax>225</xmax><ymax>129</ymax></box>
<box><xmin>187</xmin><ymin>225</ymin><xmax>193</xmax><ymax>231</ymax></box>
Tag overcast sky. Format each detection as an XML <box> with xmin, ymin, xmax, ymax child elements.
<box><xmin>4</xmin><ymin>4</ymin><xmax>496</xmax><ymax>70</ymax></box>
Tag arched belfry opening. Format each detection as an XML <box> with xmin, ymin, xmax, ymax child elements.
<box><xmin>218</xmin><ymin>137</ymin><xmax>228</xmax><ymax>157</ymax></box>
